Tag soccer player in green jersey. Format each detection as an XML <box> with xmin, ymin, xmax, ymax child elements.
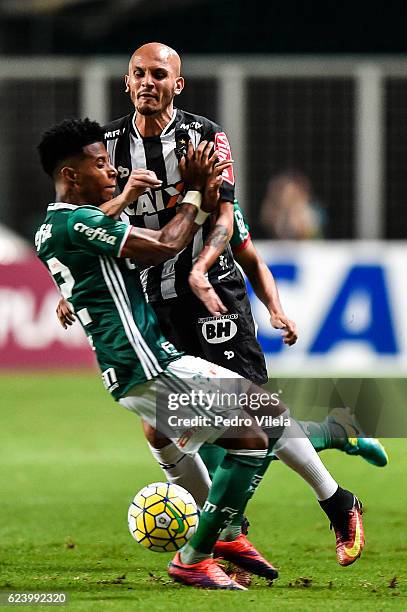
<box><xmin>36</xmin><ymin>118</ymin><xmax>365</xmax><ymax>589</ymax></box>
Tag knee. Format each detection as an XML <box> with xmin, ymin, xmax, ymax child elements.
<box><xmin>142</xmin><ymin>421</ymin><xmax>171</xmax><ymax>448</ymax></box>
<box><xmin>235</xmin><ymin>425</ymin><xmax>268</xmax><ymax>451</ymax></box>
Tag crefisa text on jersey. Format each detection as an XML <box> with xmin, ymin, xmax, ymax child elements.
<box><xmin>73</xmin><ymin>223</ymin><xmax>117</xmax><ymax>245</ymax></box>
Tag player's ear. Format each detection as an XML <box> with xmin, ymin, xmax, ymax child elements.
<box><xmin>124</xmin><ymin>74</ymin><xmax>130</xmax><ymax>93</ymax></box>
<box><xmin>174</xmin><ymin>76</ymin><xmax>184</xmax><ymax>96</ymax></box>
<box><xmin>61</xmin><ymin>165</ymin><xmax>78</xmax><ymax>184</ymax></box>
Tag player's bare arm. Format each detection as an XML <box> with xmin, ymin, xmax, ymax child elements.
<box><xmin>190</xmin><ymin>181</ymin><xmax>234</xmax><ymax>276</ymax></box>
<box><xmin>56</xmin><ymin>206</ymin><xmax>201</xmax><ymax>328</ymax></box>
<box><xmin>187</xmin><ymin>201</ymin><xmax>233</xmax><ymax>316</ymax></box>
<box><xmin>195</xmin><ymin>201</ymin><xmax>233</xmax><ymax>265</ymax></box>
<box><xmin>56</xmin><ymin>172</ymin><xmax>233</xmax><ymax>329</ymax></box>
<box><xmin>180</xmin><ymin>141</ymin><xmax>233</xmax><ymax>316</ymax></box>
<box><xmin>100</xmin><ymin>169</ymin><xmax>162</xmax><ymax>218</ymax></box>
<box><xmin>121</xmin><ymin>203</ymin><xmax>200</xmax><ymax>264</ymax></box>
<box><xmin>56</xmin><ymin>144</ymin><xmax>232</xmax><ymax>327</ymax></box>
<box><xmin>236</xmin><ymin>238</ymin><xmax>298</xmax><ymax>346</ymax></box>
<box><xmin>120</xmin><ymin>154</ymin><xmax>231</xmax><ymax>265</ymax></box>
<box><xmin>56</xmin><ymin>200</ymin><xmax>203</xmax><ymax>326</ymax></box>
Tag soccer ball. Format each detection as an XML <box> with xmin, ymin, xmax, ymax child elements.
<box><xmin>128</xmin><ymin>482</ymin><xmax>199</xmax><ymax>552</ymax></box>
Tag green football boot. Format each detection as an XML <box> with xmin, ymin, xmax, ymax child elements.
<box><xmin>326</xmin><ymin>407</ymin><xmax>388</xmax><ymax>467</ymax></box>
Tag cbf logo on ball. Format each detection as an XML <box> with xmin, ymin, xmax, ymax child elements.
<box><xmin>199</xmin><ymin>314</ymin><xmax>238</xmax><ymax>344</ymax></box>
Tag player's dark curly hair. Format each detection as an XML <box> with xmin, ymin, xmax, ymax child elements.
<box><xmin>38</xmin><ymin>117</ymin><xmax>104</xmax><ymax>177</ymax></box>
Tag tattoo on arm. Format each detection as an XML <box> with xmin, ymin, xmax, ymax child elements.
<box><xmin>207</xmin><ymin>224</ymin><xmax>228</xmax><ymax>250</ymax></box>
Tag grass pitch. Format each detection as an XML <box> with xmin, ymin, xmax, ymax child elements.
<box><xmin>0</xmin><ymin>372</ymin><xmax>406</xmax><ymax>610</ymax></box>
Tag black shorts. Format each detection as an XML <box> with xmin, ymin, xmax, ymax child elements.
<box><xmin>152</xmin><ymin>278</ymin><xmax>268</xmax><ymax>385</ymax></box>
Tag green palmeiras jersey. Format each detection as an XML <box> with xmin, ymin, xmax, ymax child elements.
<box><xmin>35</xmin><ymin>203</ymin><xmax>182</xmax><ymax>399</ymax></box>
<box><xmin>230</xmin><ymin>200</ymin><xmax>251</xmax><ymax>254</ymax></box>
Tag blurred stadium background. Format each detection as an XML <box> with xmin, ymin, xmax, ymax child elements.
<box><xmin>1</xmin><ymin>0</ymin><xmax>407</xmax><ymax>374</ymax></box>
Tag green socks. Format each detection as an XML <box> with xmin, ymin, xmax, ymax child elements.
<box><xmin>198</xmin><ymin>443</ymin><xmax>226</xmax><ymax>479</ymax></box>
<box><xmin>182</xmin><ymin>451</ymin><xmax>264</xmax><ymax>559</ymax></box>
<box><xmin>298</xmin><ymin>419</ymin><xmax>348</xmax><ymax>451</ymax></box>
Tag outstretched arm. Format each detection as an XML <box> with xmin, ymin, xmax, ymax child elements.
<box><xmin>100</xmin><ymin>169</ymin><xmax>162</xmax><ymax>218</ymax></box>
<box><xmin>56</xmin><ymin>198</ymin><xmax>206</xmax><ymax>326</ymax></box>
<box><xmin>121</xmin><ymin>201</ymin><xmax>201</xmax><ymax>265</ymax></box>
<box><xmin>121</xmin><ymin>144</ymin><xmax>231</xmax><ymax>266</ymax></box>
<box><xmin>56</xmin><ymin>144</ymin><xmax>231</xmax><ymax>327</ymax></box>
<box><xmin>235</xmin><ymin>238</ymin><xmax>298</xmax><ymax>346</ymax></box>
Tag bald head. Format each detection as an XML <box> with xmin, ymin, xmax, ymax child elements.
<box><xmin>125</xmin><ymin>42</ymin><xmax>184</xmax><ymax>121</ymax></box>
<box><xmin>129</xmin><ymin>42</ymin><xmax>181</xmax><ymax>77</ymax></box>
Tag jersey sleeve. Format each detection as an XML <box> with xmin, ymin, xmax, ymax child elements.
<box><xmin>230</xmin><ymin>200</ymin><xmax>251</xmax><ymax>254</ymax></box>
<box><xmin>67</xmin><ymin>206</ymin><xmax>132</xmax><ymax>257</ymax></box>
<box><xmin>202</xmin><ymin>120</ymin><xmax>235</xmax><ymax>203</ymax></box>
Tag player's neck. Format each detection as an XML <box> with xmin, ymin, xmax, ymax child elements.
<box><xmin>55</xmin><ymin>187</ymin><xmax>88</xmax><ymax>206</ymax></box>
<box><xmin>135</xmin><ymin>106</ymin><xmax>174</xmax><ymax>137</ymax></box>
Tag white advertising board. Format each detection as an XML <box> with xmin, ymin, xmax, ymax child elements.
<box><xmin>249</xmin><ymin>241</ymin><xmax>407</xmax><ymax>374</ymax></box>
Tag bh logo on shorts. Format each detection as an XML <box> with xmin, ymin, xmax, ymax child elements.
<box><xmin>199</xmin><ymin>314</ymin><xmax>238</xmax><ymax>344</ymax></box>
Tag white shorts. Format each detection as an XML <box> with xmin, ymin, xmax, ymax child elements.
<box><xmin>119</xmin><ymin>355</ymin><xmax>252</xmax><ymax>454</ymax></box>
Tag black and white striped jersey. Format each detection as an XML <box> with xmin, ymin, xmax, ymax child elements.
<box><xmin>104</xmin><ymin>108</ymin><xmax>239</xmax><ymax>303</ymax></box>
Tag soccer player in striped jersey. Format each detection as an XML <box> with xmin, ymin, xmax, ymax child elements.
<box><xmin>101</xmin><ymin>44</ymin><xmax>281</xmax><ymax>557</ymax></box>
<box><xmin>103</xmin><ymin>42</ymin><xmax>268</xmax><ymax>385</ymax></box>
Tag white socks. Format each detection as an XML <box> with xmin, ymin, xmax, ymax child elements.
<box><xmin>147</xmin><ymin>442</ymin><xmax>211</xmax><ymax>508</ymax></box>
<box><xmin>273</xmin><ymin>416</ymin><xmax>338</xmax><ymax>501</ymax></box>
